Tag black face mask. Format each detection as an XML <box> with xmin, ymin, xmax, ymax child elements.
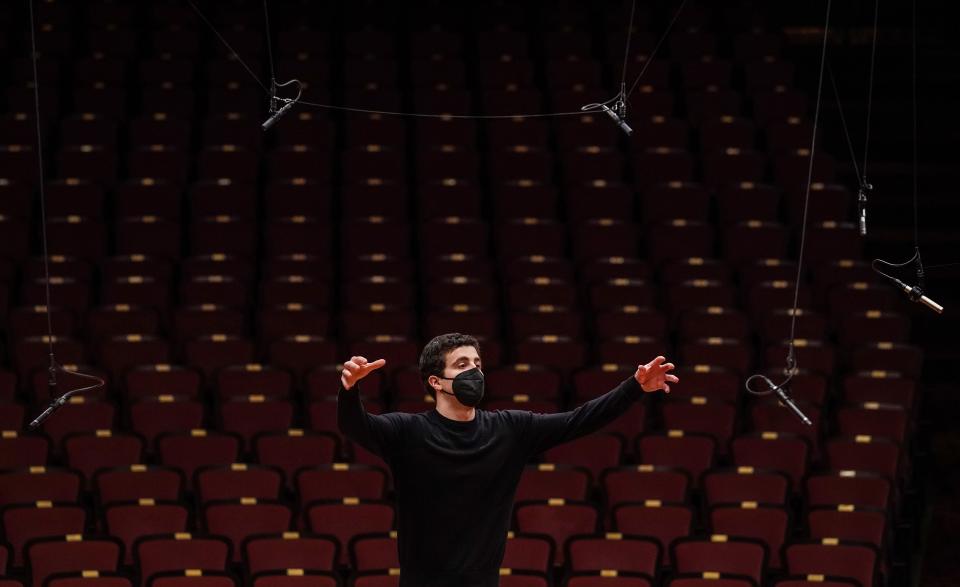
<box><xmin>437</xmin><ymin>367</ymin><xmax>485</xmax><ymax>407</ymax></box>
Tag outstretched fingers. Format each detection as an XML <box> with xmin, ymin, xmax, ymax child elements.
<box><xmin>343</xmin><ymin>357</ymin><xmax>387</xmax><ymax>381</ymax></box>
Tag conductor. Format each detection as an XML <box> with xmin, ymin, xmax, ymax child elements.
<box><xmin>338</xmin><ymin>332</ymin><xmax>679</xmax><ymax>587</ymax></box>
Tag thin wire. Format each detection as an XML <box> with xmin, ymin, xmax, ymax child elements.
<box><xmin>296</xmin><ymin>98</ymin><xmax>591</xmax><ymax>119</ymax></box>
<box><xmin>187</xmin><ymin>0</ymin><xmax>594</xmax><ymax>120</ymax></box>
<box><xmin>789</xmin><ymin>0</ymin><xmax>833</xmax><ymax>353</ymax></box>
<box><xmin>27</xmin><ymin>0</ymin><xmax>55</xmax><ymax>362</ymax></box>
<box><xmin>826</xmin><ymin>61</ymin><xmax>863</xmax><ymax>183</ymax></box>
<box><xmin>872</xmin><ymin>254</ymin><xmax>920</xmax><ymax>281</ymax></box>
<box><xmin>26</xmin><ymin>0</ymin><xmax>105</xmax><ymax>416</ymax></box>
<box><xmin>746</xmin><ymin>0</ymin><xmax>833</xmax><ymax>397</ymax></box>
<box><xmin>263</xmin><ymin>0</ymin><xmax>277</xmax><ymax>87</ymax></box>
<box><xmin>871</xmin><ymin>0</ymin><xmax>924</xmax><ymax>290</ymax></box>
<box><xmin>861</xmin><ymin>0</ymin><xmax>880</xmax><ymax>180</ymax></box>
<box><xmin>184</xmin><ymin>0</ymin><xmax>270</xmax><ymax>94</ymax></box>
<box><xmin>911</xmin><ymin>0</ymin><xmax>920</xmax><ymax>255</ymax></box>
<box><xmin>618</xmin><ymin>0</ymin><xmax>639</xmax><ymax>97</ymax></box>
<box><xmin>186</xmin><ymin>0</ymin><xmax>681</xmax><ymax>121</ymax></box>
<box><xmin>625</xmin><ymin>0</ymin><xmax>690</xmax><ymax>99</ymax></box>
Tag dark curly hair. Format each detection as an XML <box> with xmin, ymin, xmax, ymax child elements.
<box><xmin>419</xmin><ymin>333</ymin><xmax>481</xmax><ymax>392</ymax></box>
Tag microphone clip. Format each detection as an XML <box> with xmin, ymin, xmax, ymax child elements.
<box><xmin>580</xmin><ymin>100</ymin><xmax>633</xmax><ymax>136</ymax></box>
<box><xmin>269</xmin><ymin>79</ymin><xmax>279</xmax><ymax>114</ymax></box>
<box><xmin>262</xmin><ymin>78</ymin><xmax>303</xmax><ymax>131</ymax></box>
<box><xmin>857</xmin><ymin>181</ymin><xmax>872</xmax><ymax>236</ymax></box>
<box><xmin>28</xmin><ymin>363</ymin><xmax>106</xmax><ymax>430</ymax></box>
<box><xmin>745</xmin><ymin>373</ymin><xmax>813</xmax><ymax>426</ymax></box>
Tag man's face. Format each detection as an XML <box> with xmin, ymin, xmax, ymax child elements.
<box><xmin>443</xmin><ymin>345</ymin><xmax>482</xmax><ymax>378</ymax></box>
<box><xmin>432</xmin><ymin>345</ymin><xmax>482</xmax><ymax>395</ymax></box>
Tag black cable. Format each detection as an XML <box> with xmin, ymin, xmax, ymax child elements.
<box><xmin>295</xmin><ymin>98</ymin><xmax>591</xmax><ymax>119</ymax></box>
<box><xmin>184</xmin><ymin>0</ymin><xmax>270</xmax><ymax>93</ymax></box>
<box><xmin>861</xmin><ymin>0</ymin><xmax>880</xmax><ymax>182</ymax></box>
<box><xmin>582</xmin><ymin>0</ymin><xmax>690</xmax><ymax>125</ymax></box>
<box><xmin>785</xmin><ymin>0</ymin><xmax>834</xmax><ymax>365</ymax></box>
<box><xmin>262</xmin><ymin>0</ymin><xmax>279</xmax><ymax>113</ymax></box>
<box><xmin>625</xmin><ymin>0</ymin><xmax>689</xmax><ymax>99</ymax></box>
<box><xmin>185</xmin><ymin>0</ymin><xmax>685</xmax><ymax>121</ymax></box>
<box><xmin>869</xmin><ymin>0</ymin><xmax>926</xmax><ymax>294</ymax></box>
<box><xmin>824</xmin><ymin>0</ymin><xmax>880</xmax><ymax>235</ymax></box>
<box><xmin>26</xmin><ymin>0</ymin><xmax>55</xmax><ymax>369</ymax></box>
<box><xmin>826</xmin><ymin>61</ymin><xmax>863</xmax><ymax>183</ymax></box>
<box><xmin>619</xmin><ymin>0</ymin><xmax>638</xmax><ymax>95</ymax></box>
<box><xmin>613</xmin><ymin>0</ymin><xmax>639</xmax><ymax>114</ymax></box>
<box><xmin>263</xmin><ymin>0</ymin><xmax>277</xmax><ymax>87</ymax></box>
<box><xmin>745</xmin><ymin>0</ymin><xmax>833</xmax><ymax>398</ymax></box>
<box><xmin>911</xmin><ymin>0</ymin><xmax>922</xmax><ymax>287</ymax></box>
<box><xmin>25</xmin><ymin>0</ymin><xmax>105</xmax><ymax>429</ymax></box>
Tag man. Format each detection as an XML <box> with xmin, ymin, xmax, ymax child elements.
<box><xmin>338</xmin><ymin>332</ymin><xmax>678</xmax><ymax>587</ymax></box>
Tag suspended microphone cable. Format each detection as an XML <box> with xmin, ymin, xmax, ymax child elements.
<box><xmin>861</xmin><ymin>0</ymin><xmax>880</xmax><ymax>185</ymax></box>
<box><xmin>582</xmin><ymin>0</ymin><xmax>690</xmax><ymax>134</ymax></box>
<box><xmin>826</xmin><ymin>62</ymin><xmax>863</xmax><ymax>183</ymax></box>
<box><xmin>744</xmin><ymin>0</ymin><xmax>835</xmax><ymax>421</ymax></box>
<box><xmin>184</xmin><ymin>0</ymin><xmax>270</xmax><ymax>93</ymax></box>
<box><xmin>263</xmin><ymin>0</ymin><xmax>277</xmax><ymax>92</ymax></box>
<box><xmin>581</xmin><ymin>0</ymin><xmax>640</xmax><ymax>134</ymax></box>
<box><xmin>824</xmin><ymin>0</ymin><xmax>880</xmax><ymax>236</ymax></box>
<box><xmin>263</xmin><ymin>0</ymin><xmax>278</xmax><ymax>109</ymax></box>
<box><xmin>25</xmin><ymin>0</ymin><xmax>105</xmax><ymax>430</ymax></box>
<box><xmin>869</xmin><ymin>0</ymin><xmax>942</xmax><ymax>314</ymax></box>
<box><xmin>625</xmin><ymin>0</ymin><xmax>690</xmax><ymax>99</ymax></box>
<box><xmin>618</xmin><ymin>0</ymin><xmax>639</xmax><ymax>104</ymax></box>
<box><xmin>827</xmin><ymin>60</ymin><xmax>873</xmax><ymax>236</ymax></box>
<box><xmin>26</xmin><ymin>0</ymin><xmax>54</xmax><ymax>372</ymax></box>
<box><xmin>295</xmin><ymin>98</ymin><xmax>592</xmax><ymax>120</ymax></box>
<box><xmin>186</xmin><ymin>0</ymin><xmax>687</xmax><ymax>122</ymax></box>
<box><xmin>910</xmin><ymin>0</ymin><xmax>921</xmax><ymax>284</ymax></box>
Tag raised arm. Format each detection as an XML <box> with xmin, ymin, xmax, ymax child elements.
<box><xmin>337</xmin><ymin>356</ymin><xmax>405</xmax><ymax>458</ymax></box>
<box><xmin>519</xmin><ymin>356</ymin><xmax>678</xmax><ymax>455</ymax></box>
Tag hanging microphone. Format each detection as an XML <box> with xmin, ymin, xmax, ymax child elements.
<box><xmin>754</xmin><ymin>374</ymin><xmax>813</xmax><ymax>426</ymax></box>
<box><xmin>28</xmin><ymin>400</ymin><xmax>62</xmax><ymax>429</ymax></box>
<box><xmin>888</xmin><ymin>276</ymin><xmax>944</xmax><ymax>314</ymax></box>
<box><xmin>262</xmin><ymin>79</ymin><xmax>303</xmax><ymax>131</ymax></box>
<box><xmin>262</xmin><ymin>99</ymin><xmax>295</xmax><ymax>131</ymax></box>
<box><xmin>598</xmin><ymin>103</ymin><xmax>633</xmax><ymax>135</ymax></box>
<box><xmin>857</xmin><ymin>182</ymin><xmax>872</xmax><ymax>236</ymax></box>
<box><xmin>28</xmin><ymin>363</ymin><xmax>106</xmax><ymax>429</ymax></box>
<box><xmin>581</xmin><ymin>99</ymin><xmax>633</xmax><ymax>136</ymax></box>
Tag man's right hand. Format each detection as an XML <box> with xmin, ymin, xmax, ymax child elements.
<box><xmin>340</xmin><ymin>356</ymin><xmax>387</xmax><ymax>390</ymax></box>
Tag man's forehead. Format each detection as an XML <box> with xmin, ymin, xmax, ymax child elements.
<box><xmin>445</xmin><ymin>346</ymin><xmax>481</xmax><ymax>363</ymax></box>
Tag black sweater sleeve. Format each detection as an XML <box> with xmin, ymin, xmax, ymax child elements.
<box><xmin>517</xmin><ymin>376</ymin><xmax>643</xmax><ymax>455</ymax></box>
<box><xmin>337</xmin><ymin>381</ymin><xmax>407</xmax><ymax>459</ymax></box>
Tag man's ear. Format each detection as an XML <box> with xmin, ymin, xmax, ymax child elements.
<box><xmin>427</xmin><ymin>375</ymin><xmax>442</xmax><ymax>392</ymax></box>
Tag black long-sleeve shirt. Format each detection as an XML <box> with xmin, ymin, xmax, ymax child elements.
<box><xmin>337</xmin><ymin>375</ymin><xmax>643</xmax><ymax>587</ymax></box>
